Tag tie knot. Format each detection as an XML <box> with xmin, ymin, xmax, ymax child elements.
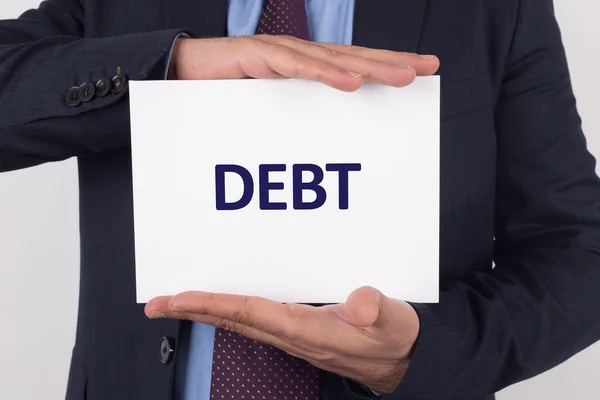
<box><xmin>256</xmin><ymin>0</ymin><xmax>311</xmax><ymax>41</ymax></box>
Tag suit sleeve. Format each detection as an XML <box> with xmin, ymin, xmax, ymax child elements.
<box><xmin>0</xmin><ymin>0</ymin><xmax>189</xmax><ymax>172</ymax></box>
<box><xmin>388</xmin><ymin>0</ymin><xmax>600</xmax><ymax>398</ymax></box>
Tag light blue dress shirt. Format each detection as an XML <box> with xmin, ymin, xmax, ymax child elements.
<box><xmin>174</xmin><ymin>1</ymin><xmax>355</xmax><ymax>399</ymax></box>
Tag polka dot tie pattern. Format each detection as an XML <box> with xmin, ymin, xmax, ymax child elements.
<box><xmin>209</xmin><ymin>330</ymin><xmax>322</xmax><ymax>400</ymax></box>
<box><xmin>209</xmin><ymin>3</ymin><xmax>317</xmax><ymax>399</ymax></box>
<box><xmin>255</xmin><ymin>0</ymin><xmax>311</xmax><ymax>41</ymax></box>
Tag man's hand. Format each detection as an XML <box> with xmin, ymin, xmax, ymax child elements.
<box><xmin>169</xmin><ymin>35</ymin><xmax>439</xmax><ymax>91</ymax></box>
<box><xmin>145</xmin><ymin>286</ymin><xmax>419</xmax><ymax>394</ymax></box>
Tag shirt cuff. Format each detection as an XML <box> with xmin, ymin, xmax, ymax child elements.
<box><xmin>164</xmin><ymin>32</ymin><xmax>192</xmax><ymax>80</ymax></box>
<box><xmin>342</xmin><ymin>378</ymin><xmax>383</xmax><ymax>399</ymax></box>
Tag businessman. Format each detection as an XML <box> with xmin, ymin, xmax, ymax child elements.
<box><xmin>2</xmin><ymin>0</ymin><xmax>600</xmax><ymax>399</ymax></box>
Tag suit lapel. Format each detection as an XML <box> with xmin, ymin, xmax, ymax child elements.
<box><xmin>352</xmin><ymin>0</ymin><xmax>429</xmax><ymax>53</ymax></box>
<box><xmin>164</xmin><ymin>0</ymin><xmax>228</xmax><ymax>37</ymax></box>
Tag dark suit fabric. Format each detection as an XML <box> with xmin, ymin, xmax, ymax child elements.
<box><xmin>1</xmin><ymin>0</ymin><xmax>599</xmax><ymax>399</ymax></box>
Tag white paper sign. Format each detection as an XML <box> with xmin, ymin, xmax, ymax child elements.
<box><xmin>129</xmin><ymin>77</ymin><xmax>440</xmax><ymax>304</ymax></box>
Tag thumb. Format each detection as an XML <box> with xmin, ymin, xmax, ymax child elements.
<box><xmin>344</xmin><ymin>286</ymin><xmax>394</xmax><ymax>328</ymax></box>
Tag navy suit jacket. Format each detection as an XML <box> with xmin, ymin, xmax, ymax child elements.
<box><xmin>2</xmin><ymin>1</ymin><xmax>600</xmax><ymax>399</ymax></box>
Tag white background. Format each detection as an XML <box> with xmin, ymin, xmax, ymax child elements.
<box><xmin>0</xmin><ymin>1</ymin><xmax>598</xmax><ymax>399</ymax></box>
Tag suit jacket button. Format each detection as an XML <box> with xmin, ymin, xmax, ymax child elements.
<box><xmin>96</xmin><ymin>78</ymin><xmax>111</xmax><ymax>97</ymax></box>
<box><xmin>78</xmin><ymin>82</ymin><xmax>96</xmax><ymax>103</ymax></box>
<box><xmin>65</xmin><ymin>86</ymin><xmax>81</xmax><ymax>107</ymax></box>
<box><xmin>111</xmin><ymin>74</ymin><xmax>127</xmax><ymax>94</ymax></box>
<box><xmin>159</xmin><ymin>337</ymin><xmax>174</xmax><ymax>364</ymax></box>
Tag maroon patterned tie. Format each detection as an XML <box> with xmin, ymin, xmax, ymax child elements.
<box><xmin>255</xmin><ymin>0</ymin><xmax>311</xmax><ymax>40</ymax></box>
<box><xmin>210</xmin><ymin>7</ymin><xmax>320</xmax><ymax>400</ymax></box>
<box><xmin>210</xmin><ymin>0</ymin><xmax>321</xmax><ymax>400</ymax></box>
<box><xmin>210</xmin><ymin>330</ymin><xmax>322</xmax><ymax>400</ymax></box>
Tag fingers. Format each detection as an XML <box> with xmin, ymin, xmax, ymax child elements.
<box><xmin>254</xmin><ymin>35</ymin><xmax>418</xmax><ymax>88</ymax></box>
<box><xmin>144</xmin><ymin>295</ymin><xmax>171</xmax><ymax>318</ymax></box>
<box><xmin>344</xmin><ymin>286</ymin><xmax>420</xmax><ymax>340</ymax></box>
<box><xmin>255</xmin><ymin>34</ymin><xmax>439</xmax><ymax>76</ymax></box>
<box><xmin>146</xmin><ymin>295</ymin><xmax>286</xmax><ymax>341</ymax></box>
<box><xmin>181</xmin><ymin>36</ymin><xmax>438</xmax><ymax>91</ymax></box>
<box><xmin>314</xmin><ymin>42</ymin><xmax>440</xmax><ymax>76</ymax></box>
<box><xmin>145</xmin><ymin>294</ymin><xmax>332</xmax><ymax>362</ymax></box>
<box><xmin>165</xmin><ymin>291</ymin><xmax>312</xmax><ymax>340</ymax></box>
<box><xmin>256</xmin><ymin>42</ymin><xmax>365</xmax><ymax>92</ymax></box>
<box><xmin>146</xmin><ymin>292</ymin><xmax>344</xmax><ymax>355</ymax></box>
<box><xmin>344</xmin><ymin>286</ymin><xmax>382</xmax><ymax>327</ymax></box>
